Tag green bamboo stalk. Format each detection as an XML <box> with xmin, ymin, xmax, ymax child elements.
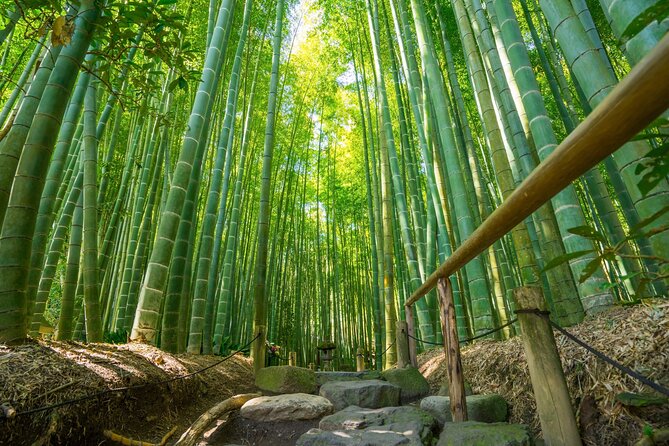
<box><xmin>0</xmin><ymin>1</ymin><xmax>99</xmax><ymax>342</ymax></box>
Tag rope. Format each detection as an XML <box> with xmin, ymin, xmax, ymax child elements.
<box><xmin>407</xmin><ymin>318</ymin><xmax>518</xmax><ymax>346</ymax></box>
<box><xmin>406</xmin><ymin>333</ymin><xmax>440</xmax><ymax>346</ymax></box>
<box><xmin>2</xmin><ymin>333</ymin><xmax>262</xmax><ymax>419</ymax></box>
<box><xmin>380</xmin><ymin>341</ymin><xmax>395</xmax><ymax>356</ymax></box>
<box><xmin>516</xmin><ymin>308</ymin><xmax>669</xmax><ymax>397</ymax></box>
<box><xmin>549</xmin><ymin>320</ymin><xmax>669</xmax><ymax>397</ymax></box>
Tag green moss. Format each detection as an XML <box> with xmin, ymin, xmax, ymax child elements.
<box><xmin>382</xmin><ymin>366</ymin><xmax>430</xmax><ymax>402</ymax></box>
<box><xmin>255</xmin><ymin>365</ymin><xmax>317</xmax><ymax>394</ymax></box>
<box><xmin>437</xmin><ymin>421</ymin><xmax>531</xmax><ymax>446</ymax></box>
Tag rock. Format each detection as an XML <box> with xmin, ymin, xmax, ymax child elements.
<box><xmin>240</xmin><ymin>393</ymin><xmax>333</xmax><ymax>421</ymax></box>
<box><xmin>437</xmin><ymin>421</ymin><xmax>532</xmax><ymax>446</ymax></box>
<box><xmin>438</xmin><ymin>381</ymin><xmax>473</xmax><ymax>397</ymax></box>
<box><xmin>381</xmin><ymin>366</ymin><xmax>430</xmax><ymax>403</ymax></box>
<box><xmin>421</xmin><ymin>394</ymin><xmax>508</xmax><ymax>426</ymax></box>
<box><xmin>319</xmin><ymin>379</ymin><xmax>400</xmax><ymax>410</ymax></box>
<box><xmin>255</xmin><ymin>365</ymin><xmax>316</xmax><ymax>395</ymax></box>
<box><xmin>297</xmin><ymin>428</ymin><xmax>422</xmax><ymax>446</ymax></box>
<box><xmin>315</xmin><ymin>371</ymin><xmax>382</xmax><ymax>387</ymax></box>
<box><xmin>319</xmin><ymin>405</ymin><xmax>436</xmax><ymax>443</ymax></box>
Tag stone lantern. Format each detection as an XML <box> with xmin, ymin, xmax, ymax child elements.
<box><xmin>316</xmin><ymin>339</ymin><xmax>336</xmax><ymax>371</ymax></box>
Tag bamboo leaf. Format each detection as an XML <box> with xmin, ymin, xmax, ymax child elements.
<box><xmin>51</xmin><ymin>16</ymin><xmax>74</xmax><ymax>47</ymax></box>
<box><xmin>629</xmin><ymin>206</ymin><xmax>669</xmax><ymax>236</ymax></box>
<box><xmin>579</xmin><ymin>257</ymin><xmax>603</xmax><ymax>284</ymax></box>
<box><xmin>567</xmin><ymin>225</ymin><xmax>606</xmax><ymax>243</ymax></box>
<box><xmin>542</xmin><ymin>250</ymin><xmax>594</xmax><ymax>272</ymax></box>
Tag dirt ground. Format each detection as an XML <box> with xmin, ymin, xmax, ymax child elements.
<box><xmin>417</xmin><ymin>300</ymin><xmax>669</xmax><ymax>446</ymax></box>
<box><xmin>0</xmin><ymin>340</ymin><xmax>255</xmax><ymax>445</ymax></box>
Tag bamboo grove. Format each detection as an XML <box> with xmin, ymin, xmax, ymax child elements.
<box><xmin>0</xmin><ymin>0</ymin><xmax>666</xmax><ymax>371</ymax></box>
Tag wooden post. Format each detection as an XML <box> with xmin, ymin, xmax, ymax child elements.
<box><xmin>251</xmin><ymin>325</ymin><xmax>266</xmax><ymax>373</ymax></box>
<box><xmin>514</xmin><ymin>287</ymin><xmax>582</xmax><ymax>445</ymax></box>
<box><xmin>396</xmin><ymin>320</ymin><xmax>410</xmax><ymax>368</ymax></box>
<box><xmin>356</xmin><ymin>347</ymin><xmax>365</xmax><ymax>371</ymax></box>
<box><xmin>405</xmin><ymin>304</ymin><xmax>418</xmax><ymax>367</ymax></box>
<box><xmin>288</xmin><ymin>351</ymin><xmax>297</xmax><ymax>367</ymax></box>
<box><xmin>437</xmin><ymin>277</ymin><xmax>467</xmax><ymax>422</ymax></box>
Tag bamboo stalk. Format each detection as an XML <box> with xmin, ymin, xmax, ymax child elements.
<box><xmin>406</xmin><ymin>34</ymin><xmax>669</xmax><ymax>307</ymax></box>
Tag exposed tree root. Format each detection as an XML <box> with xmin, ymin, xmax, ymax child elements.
<box><xmin>174</xmin><ymin>392</ymin><xmax>260</xmax><ymax>446</ymax></box>
<box><xmin>102</xmin><ymin>426</ymin><xmax>177</xmax><ymax>446</ymax></box>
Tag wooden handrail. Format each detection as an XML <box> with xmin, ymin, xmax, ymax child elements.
<box><xmin>406</xmin><ymin>33</ymin><xmax>669</xmax><ymax>307</ymax></box>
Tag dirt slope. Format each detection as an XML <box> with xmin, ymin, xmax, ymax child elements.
<box><xmin>0</xmin><ymin>340</ymin><xmax>255</xmax><ymax>445</ymax></box>
<box><xmin>418</xmin><ymin>300</ymin><xmax>669</xmax><ymax>446</ymax></box>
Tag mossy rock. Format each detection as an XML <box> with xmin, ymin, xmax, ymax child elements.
<box><xmin>381</xmin><ymin>366</ymin><xmax>430</xmax><ymax>403</ymax></box>
<box><xmin>319</xmin><ymin>405</ymin><xmax>437</xmax><ymax>444</ymax></box>
<box><xmin>255</xmin><ymin>366</ymin><xmax>317</xmax><ymax>395</ymax></box>
<box><xmin>319</xmin><ymin>379</ymin><xmax>400</xmax><ymax>410</ymax></box>
<box><xmin>421</xmin><ymin>394</ymin><xmax>508</xmax><ymax>426</ymax></box>
<box><xmin>437</xmin><ymin>421</ymin><xmax>531</xmax><ymax>445</ymax></box>
<box><xmin>438</xmin><ymin>381</ymin><xmax>473</xmax><ymax>397</ymax></box>
<box><xmin>316</xmin><ymin>371</ymin><xmax>382</xmax><ymax>387</ymax></box>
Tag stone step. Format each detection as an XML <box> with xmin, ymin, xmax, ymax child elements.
<box><xmin>240</xmin><ymin>393</ymin><xmax>334</xmax><ymax>422</ymax></box>
<box><xmin>437</xmin><ymin>421</ymin><xmax>532</xmax><ymax>445</ymax></box>
<box><xmin>255</xmin><ymin>365</ymin><xmax>317</xmax><ymax>395</ymax></box>
<box><xmin>319</xmin><ymin>379</ymin><xmax>401</xmax><ymax>410</ymax></box>
<box><xmin>319</xmin><ymin>405</ymin><xmax>437</xmax><ymax>443</ymax></box>
<box><xmin>420</xmin><ymin>394</ymin><xmax>508</xmax><ymax>426</ymax></box>
<box><xmin>297</xmin><ymin>404</ymin><xmax>437</xmax><ymax>445</ymax></box>
<box><xmin>315</xmin><ymin>370</ymin><xmax>382</xmax><ymax>387</ymax></box>
<box><xmin>381</xmin><ymin>366</ymin><xmax>430</xmax><ymax>403</ymax></box>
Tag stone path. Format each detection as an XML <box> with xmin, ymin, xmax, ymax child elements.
<box><xmin>232</xmin><ymin>365</ymin><xmax>533</xmax><ymax>445</ymax></box>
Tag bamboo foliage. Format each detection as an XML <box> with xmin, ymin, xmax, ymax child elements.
<box><xmin>0</xmin><ymin>0</ymin><xmax>664</xmax><ymax>371</ymax></box>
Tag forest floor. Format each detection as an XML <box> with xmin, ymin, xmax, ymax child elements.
<box><xmin>0</xmin><ymin>340</ymin><xmax>256</xmax><ymax>445</ymax></box>
<box><xmin>0</xmin><ymin>300</ymin><xmax>666</xmax><ymax>446</ymax></box>
<box><xmin>418</xmin><ymin>299</ymin><xmax>669</xmax><ymax>446</ymax></box>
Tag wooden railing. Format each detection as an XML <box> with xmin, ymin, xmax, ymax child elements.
<box><xmin>405</xmin><ymin>33</ymin><xmax>669</xmax><ymax>308</ymax></box>
<box><xmin>401</xmin><ymin>34</ymin><xmax>669</xmax><ymax>445</ymax></box>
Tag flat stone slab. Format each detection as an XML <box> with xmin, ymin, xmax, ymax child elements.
<box><xmin>437</xmin><ymin>421</ymin><xmax>531</xmax><ymax>446</ymax></box>
<box><xmin>255</xmin><ymin>365</ymin><xmax>316</xmax><ymax>395</ymax></box>
<box><xmin>319</xmin><ymin>405</ymin><xmax>436</xmax><ymax>443</ymax></box>
<box><xmin>421</xmin><ymin>394</ymin><xmax>508</xmax><ymax>426</ymax></box>
<box><xmin>240</xmin><ymin>393</ymin><xmax>334</xmax><ymax>421</ymax></box>
<box><xmin>382</xmin><ymin>366</ymin><xmax>430</xmax><ymax>403</ymax></box>
<box><xmin>297</xmin><ymin>427</ymin><xmax>423</xmax><ymax>446</ymax></box>
<box><xmin>316</xmin><ymin>371</ymin><xmax>382</xmax><ymax>387</ymax></box>
<box><xmin>319</xmin><ymin>379</ymin><xmax>400</xmax><ymax>411</ymax></box>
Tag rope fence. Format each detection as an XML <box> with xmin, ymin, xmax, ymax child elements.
<box><xmin>548</xmin><ymin>319</ymin><xmax>669</xmax><ymax>397</ymax></box>
<box><xmin>408</xmin><ymin>318</ymin><xmax>519</xmax><ymax>346</ymax></box>
<box><xmin>406</xmin><ymin>309</ymin><xmax>669</xmax><ymax>397</ymax></box>
<box><xmin>380</xmin><ymin>341</ymin><xmax>395</xmax><ymax>356</ymax></box>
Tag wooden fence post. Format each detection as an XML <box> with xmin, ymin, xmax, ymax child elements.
<box><xmin>396</xmin><ymin>320</ymin><xmax>410</xmax><ymax>368</ymax></box>
<box><xmin>356</xmin><ymin>347</ymin><xmax>365</xmax><ymax>371</ymax></box>
<box><xmin>288</xmin><ymin>351</ymin><xmax>297</xmax><ymax>367</ymax></box>
<box><xmin>437</xmin><ymin>277</ymin><xmax>467</xmax><ymax>422</ymax></box>
<box><xmin>405</xmin><ymin>304</ymin><xmax>418</xmax><ymax>367</ymax></box>
<box><xmin>514</xmin><ymin>287</ymin><xmax>582</xmax><ymax>446</ymax></box>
